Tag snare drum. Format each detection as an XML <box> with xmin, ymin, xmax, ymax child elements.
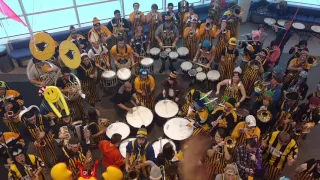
<box><xmin>177</xmin><ymin>47</ymin><xmax>189</xmax><ymax>59</ymax></box>
<box><xmin>196</xmin><ymin>67</ymin><xmax>203</xmax><ymax>73</ymax></box>
<box><xmin>106</xmin><ymin>122</ymin><xmax>130</xmax><ymax>140</ymax></box>
<box><xmin>159</xmin><ymin>51</ymin><xmax>168</xmax><ymax>61</ymax></box>
<box><xmin>102</xmin><ymin>70</ymin><xmax>117</xmax><ymax>88</ymax></box>
<box><xmin>150</xmin><ymin>47</ymin><xmax>160</xmax><ymax>59</ymax></box>
<box><xmin>235</xmin><ymin>109</ymin><xmax>249</xmax><ymax>121</ymax></box>
<box><xmin>207</xmin><ymin>70</ymin><xmax>220</xmax><ymax>82</ymax></box>
<box><xmin>152</xmin><ymin>138</ymin><xmax>177</xmax><ymax>157</ymax></box>
<box><xmin>169</xmin><ymin>52</ymin><xmax>179</xmax><ymax>62</ymax></box>
<box><xmin>117</xmin><ymin>68</ymin><xmax>131</xmax><ymax>83</ymax></box>
<box><xmin>180</xmin><ymin>61</ymin><xmax>192</xmax><ymax>74</ymax></box>
<box><xmin>155</xmin><ymin>100</ymin><xmax>179</xmax><ymax>119</ymax></box>
<box><xmin>164</xmin><ymin>117</ymin><xmax>193</xmax><ymax>141</ymax></box>
<box><xmin>126</xmin><ymin>106</ymin><xmax>153</xmax><ymax>128</ymax></box>
<box><xmin>165</xmin><ymin>48</ymin><xmax>172</xmax><ymax>54</ymax></box>
<box><xmin>196</xmin><ymin>72</ymin><xmax>207</xmax><ymax>82</ymax></box>
<box><xmin>119</xmin><ymin>138</ymin><xmax>136</xmax><ymax>158</ymax></box>
<box><xmin>140</xmin><ymin>58</ymin><xmax>154</xmax><ymax>73</ymax></box>
<box><xmin>188</xmin><ymin>69</ymin><xmax>197</xmax><ymax>77</ymax></box>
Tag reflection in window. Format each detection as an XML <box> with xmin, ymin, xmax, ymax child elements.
<box><xmin>123</xmin><ymin>0</ymin><xmax>163</xmax><ymax>15</ymax></box>
<box><xmin>0</xmin><ymin>0</ymin><xmax>22</xmax><ymax>18</ymax></box>
<box><xmin>0</xmin><ymin>18</ymin><xmax>29</xmax><ymax>38</ymax></box>
<box><xmin>78</xmin><ymin>1</ymin><xmax>121</xmax><ymax>24</ymax></box>
<box><xmin>27</xmin><ymin>9</ymin><xmax>77</xmax><ymax>32</ymax></box>
<box><xmin>21</xmin><ymin>0</ymin><xmax>73</xmax><ymax>13</ymax></box>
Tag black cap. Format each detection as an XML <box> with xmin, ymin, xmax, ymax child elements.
<box><xmin>192</xmin><ymin>90</ymin><xmax>201</xmax><ymax>101</ymax></box>
<box><xmin>114</xmin><ymin>10</ymin><xmax>120</xmax><ymax>14</ymax></box>
<box><xmin>61</xmin><ymin>66</ymin><xmax>71</xmax><ymax>74</ymax></box>
<box><xmin>168</xmin><ymin>3</ymin><xmax>174</xmax><ymax>7</ymax></box>
<box><xmin>285</xmin><ymin>92</ymin><xmax>299</xmax><ymax>101</ymax></box>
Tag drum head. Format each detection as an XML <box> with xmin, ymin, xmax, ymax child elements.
<box><xmin>169</xmin><ymin>52</ymin><xmax>179</xmax><ymax>59</ymax></box>
<box><xmin>141</xmin><ymin>58</ymin><xmax>154</xmax><ymax>66</ymax></box>
<box><xmin>177</xmin><ymin>47</ymin><xmax>189</xmax><ymax>55</ymax></box>
<box><xmin>164</xmin><ymin>117</ymin><xmax>193</xmax><ymax>141</ymax></box>
<box><xmin>152</xmin><ymin>138</ymin><xmax>177</xmax><ymax>157</ymax></box>
<box><xmin>165</xmin><ymin>48</ymin><xmax>172</xmax><ymax>53</ymax></box>
<box><xmin>188</xmin><ymin>69</ymin><xmax>197</xmax><ymax>76</ymax></box>
<box><xmin>126</xmin><ymin>106</ymin><xmax>153</xmax><ymax>128</ymax></box>
<box><xmin>106</xmin><ymin>122</ymin><xmax>130</xmax><ymax>140</ymax></box>
<box><xmin>117</xmin><ymin>68</ymin><xmax>131</xmax><ymax>80</ymax></box>
<box><xmin>196</xmin><ymin>67</ymin><xmax>203</xmax><ymax>72</ymax></box>
<box><xmin>196</xmin><ymin>72</ymin><xmax>207</xmax><ymax>80</ymax></box>
<box><xmin>180</xmin><ymin>62</ymin><xmax>192</xmax><ymax>70</ymax></box>
<box><xmin>119</xmin><ymin>138</ymin><xmax>136</xmax><ymax>158</ymax></box>
<box><xmin>102</xmin><ymin>70</ymin><xmax>116</xmax><ymax>79</ymax></box>
<box><xmin>207</xmin><ymin>70</ymin><xmax>220</xmax><ymax>81</ymax></box>
<box><xmin>155</xmin><ymin>100</ymin><xmax>179</xmax><ymax>118</ymax></box>
<box><xmin>150</xmin><ymin>47</ymin><xmax>160</xmax><ymax>55</ymax></box>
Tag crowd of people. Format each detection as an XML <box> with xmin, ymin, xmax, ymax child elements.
<box><xmin>0</xmin><ymin>0</ymin><xmax>319</xmax><ymax>179</ymax></box>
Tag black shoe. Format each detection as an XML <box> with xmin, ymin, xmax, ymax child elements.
<box><xmin>159</xmin><ymin>67</ymin><xmax>165</xmax><ymax>73</ymax></box>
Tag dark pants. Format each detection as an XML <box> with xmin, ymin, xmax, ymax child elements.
<box><xmin>161</xmin><ymin>59</ymin><xmax>175</xmax><ymax>71</ymax></box>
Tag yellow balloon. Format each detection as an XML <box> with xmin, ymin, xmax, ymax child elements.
<box><xmin>102</xmin><ymin>166</ymin><xmax>123</xmax><ymax>180</ymax></box>
<box><xmin>44</xmin><ymin>86</ymin><xmax>70</xmax><ymax>118</ymax></box>
<box><xmin>51</xmin><ymin>163</ymin><xmax>72</xmax><ymax>180</ymax></box>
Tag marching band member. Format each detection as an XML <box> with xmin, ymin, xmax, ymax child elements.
<box><xmin>258</xmin><ymin>24</ymin><xmax>268</xmax><ymax>46</ymax></box>
<box><xmin>284</xmin><ymin>50</ymin><xmax>311</xmax><ymax>87</ymax></box>
<box><xmin>125</xmin><ymin>126</ymin><xmax>155</xmax><ymax>179</ymax></box>
<box><xmin>165</xmin><ymin>3</ymin><xmax>179</xmax><ymax>27</ymax></box>
<box><xmin>58</xmin><ymin>137</ymin><xmax>92</xmax><ymax>180</ymax></box>
<box><xmin>38</xmin><ymin>87</ymin><xmax>61</xmax><ymax>123</ymax></box>
<box><xmin>215</xmin><ymin>164</ymin><xmax>239</xmax><ymax>180</ymax></box>
<box><xmin>8</xmin><ymin>145</ymin><xmax>45</xmax><ymax>180</ymax></box>
<box><xmin>67</xmin><ymin>25</ymin><xmax>87</xmax><ymax>51</ymax></box>
<box><xmin>283</xmin><ymin>71</ymin><xmax>309</xmax><ymax>100</ymax></box>
<box><xmin>219</xmin><ymin>38</ymin><xmax>239</xmax><ymax>80</ymax></box>
<box><xmin>213</xmin><ymin>20</ymin><xmax>230</xmax><ymax>67</ymax></box>
<box><xmin>208</xmin><ymin>0</ymin><xmax>225</xmax><ymax>26</ymax></box>
<box><xmin>307</xmin><ymin>81</ymin><xmax>320</xmax><ymax>100</ymax></box>
<box><xmin>29</xmin><ymin>58</ymin><xmax>59</xmax><ymax>87</ymax></box>
<box><xmin>76</xmin><ymin>53</ymin><xmax>100</xmax><ymax>108</ymax></box>
<box><xmin>287</xmin><ymin>40</ymin><xmax>308</xmax><ymax>66</ymax></box>
<box><xmin>134</xmin><ymin>69</ymin><xmax>155</xmax><ymax>109</ymax></box>
<box><xmin>254</xmin><ymin>73</ymin><xmax>283</xmax><ymax>105</ymax></box>
<box><xmin>87</xmin><ymin>108</ymin><xmax>109</xmax><ymax>147</ymax></box>
<box><xmin>208</xmin><ymin>97</ymin><xmax>238</xmax><ymax>135</ymax></box>
<box><xmin>0</xmin><ymin>81</ymin><xmax>24</xmax><ymax>133</ymax></box>
<box><xmin>216</xmin><ymin>67</ymin><xmax>246</xmax><ymax>107</ymax></box>
<box><xmin>19</xmin><ymin>106</ymin><xmax>58</xmax><ymax>167</ymax></box>
<box><xmin>275</xmin><ymin>91</ymin><xmax>299</xmax><ymax>133</ymax></box>
<box><xmin>292</xmin><ymin>96</ymin><xmax>320</xmax><ymax>145</ymax></box>
<box><xmin>223</xmin><ymin>3</ymin><xmax>242</xmax><ymax>38</ymax></box>
<box><xmin>107</xmin><ymin>10</ymin><xmax>130</xmax><ymax>45</ymax></box>
<box><xmin>252</xmin><ymin>48</ymin><xmax>270</xmax><ymax>72</ymax></box>
<box><xmin>110</xmin><ymin>36</ymin><xmax>135</xmax><ymax>70</ymax></box>
<box><xmin>181</xmin><ymin>89</ymin><xmax>214</xmax><ymax>116</ymax></box>
<box><xmin>241</xmin><ymin>59</ymin><xmax>264</xmax><ymax>97</ymax></box>
<box><xmin>266</xmin><ymin>41</ymin><xmax>281</xmax><ymax>71</ymax></box>
<box><xmin>146</xmin><ymin>4</ymin><xmax>163</xmax><ymax>47</ymax></box>
<box><xmin>56</xmin><ymin>66</ymin><xmax>86</xmax><ymax>119</ymax></box>
<box><xmin>183</xmin><ymin>5</ymin><xmax>198</xmax><ymax>27</ymax></box>
<box><xmin>129</xmin><ymin>2</ymin><xmax>146</xmax><ymax>37</ymax></box>
<box><xmin>235</xmin><ymin>138</ymin><xmax>260</xmax><ymax>180</ymax></box>
<box><xmin>203</xmin><ymin>128</ymin><xmax>232</xmax><ymax>179</ymax></box>
<box><xmin>88</xmin><ymin>42</ymin><xmax>110</xmax><ymax>69</ymax></box>
<box><xmin>155</xmin><ymin>71</ymin><xmax>185</xmax><ymax>104</ymax></box>
<box><xmin>178</xmin><ymin>0</ymin><xmax>189</xmax><ymax>35</ymax></box>
<box><xmin>199</xmin><ymin>16</ymin><xmax>217</xmax><ymax>43</ymax></box>
<box><xmin>295</xmin><ymin>158</ymin><xmax>320</xmax><ymax>180</ymax></box>
<box><xmin>0</xmin><ymin>131</ymin><xmax>24</xmax><ymax>164</ymax></box>
<box><xmin>261</xmin><ymin>131</ymin><xmax>298</xmax><ymax>180</ymax></box>
<box><xmin>273</xmin><ymin>20</ymin><xmax>293</xmax><ymax>57</ymax></box>
<box><xmin>155</xmin><ymin>15</ymin><xmax>179</xmax><ymax>73</ymax></box>
<box><xmin>156</xmin><ymin>142</ymin><xmax>180</xmax><ymax>180</ymax></box>
<box><xmin>88</xmin><ymin>17</ymin><xmax>112</xmax><ymax>44</ymax></box>
<box><xmin>232</xmin><ymin>115</ymin><xmax>261</xmax><ymax>148</ymax></box>
<box><xmin>112</xmin><ymin>82</ymin><xmax>140</xmax><ymax>116</ymax></box>
<box><xmin>183</xmin><ymin>18</ymin><xmax>200</xmax><ymax>59</ymax></box>
<box><xmin>98</xmin><ymin>133</ymin><xmax>124</xmax><ymax>168</ymax></box>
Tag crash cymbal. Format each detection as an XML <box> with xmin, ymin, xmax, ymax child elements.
<box><xmin>59</xmin><ymin>40</ymin><xmax>81</xmax><ymax>69</ymax></box>
<box><xmin>29</xmin><ymin>32</ymin><xmax>56</xmax><ymax>61</ymax></box>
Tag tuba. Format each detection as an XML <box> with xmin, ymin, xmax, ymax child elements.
<box><xmin>27</xmin><ymin>60</ymin><xmax>58</xmax><ymax>87</ymax></box>
<box><xmin>257</xmin><ymin>110</ymin><xmax>272</xmax><ymax>123</ymax></box>
<box><xmin>54</xmin><ymin>71</ymin><xmax>85</xmax><ymax>101</ymax></box>
<box><xmin>224</xmin><ymin>136</ymin><xmax>236</xmax><ymax>148</ymax></box>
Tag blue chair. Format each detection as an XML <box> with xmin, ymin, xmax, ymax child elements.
<box><xmin>8</xmin><ymin>38</ymin><xmax>32</xmax><ymax>67</ymax></box>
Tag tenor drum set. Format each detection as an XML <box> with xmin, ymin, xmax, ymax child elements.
<box><xmin>102</xmin><ymin>70</ymin><xmax>118</xmax><ymax>88</ymax></box>
<box><xmin>126</xmin><ymin>106</ymin><xmax>154</xmax><ymax>130</ymax></box>
<box><xmin>106</xmin><ymin>122</ymin><xmax>130</xmax><ymax>140</ymax></box>
<box><xmin>117</xmin><ymin>68</ymin><xmax>132</xmax><ymax>83</ymax></box>
<box><xmin>140</xmin><ymin>58</ymin><xmax>154</xmax><ymax>73</ymax></box>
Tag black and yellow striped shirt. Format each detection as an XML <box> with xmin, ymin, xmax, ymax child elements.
<box><xmin>263</xmin><ymin>131</ymin><xmax>298</xmax><ymax>169</ymax></box>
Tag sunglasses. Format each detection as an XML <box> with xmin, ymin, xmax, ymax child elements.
<box><xmin>94</xmin><ymin>23</ymin><xmax>101</xmax><ymax>27</ymax></box>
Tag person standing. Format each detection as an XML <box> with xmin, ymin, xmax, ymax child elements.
<box><xmin>67</xmin><ymin>25</ymin><xmax>87</xmax><ymax>52</ymax></box>
<box><xmin>110</xmin><ymin>36</ymin><xmax>135</xmax><ymax>70</ymax></box>
<box><xmin>88</xmin><ymin>17</ymin><xmax>112</xmax><ymax>45</ymax></box>
<box><xmin>178</xmin><ymin>0</ymin><xmax>189</xmax><ymax>36</ymax></box>
<box><xmin>99</xmin><ymin>133</ymin><xmax>124</xmax><ymax>168</ymax></box>
<box><xmin>107</xmin><ymin>10</ymin><xmax>130</xmax><ymax>45</ymax></box>
<box><xmin>273</xmin><ymin>20</ymin><xmax>293</xmax><ymax>60</ymax></box>
<box><xmin>129</xmin><ymin>2</ymin><xmax>146</xmax><ymax>37</ymax></box>
<box><xmin>219</xmin><ymin>38</ymin><xmax>239</xmax><ymax>80</ymax></box>
<box><xmin>213</xmin><ymin>20</ymin><xmax>230</xmax><ymax>68</ymax></box>
<box><xmin>295</xmin><ymin>159</ymin><xmax>320</xmax><ymax>180</ymax></box>
<box><xmin>183</xmin><ymin>18</ymin><xmax>200</xmax><ymax>59</ymax></box>
<box><xmin>199</xmin><ymin>16</ymin><xmax>217</xmax><ymax>44</ymax></box>
<box><xmin>146</xmin><ymin>4</ymin><xmax>163</xmax><ymax>47</ymax></box>
<box><xmin>134</xmin><ymin>69</ymin><xmax>156</xmax><ymax>109</ymax></box>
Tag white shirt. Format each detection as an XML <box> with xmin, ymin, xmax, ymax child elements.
<box><xmin>88</xmin><ymin>45</ymin><xmax>109</xmax><ymax>60</ymax></box>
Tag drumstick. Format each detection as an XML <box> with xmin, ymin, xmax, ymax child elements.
<box><xmin>164</xmin><ymin>100</ymin><xmax>168</xmax><ymax>114</ymax></box>
<box><xmin>189</xmin><ymin>61</ymin><xmax>211</xmax><ymax>69</ymax></box>
<box><xmin>218</xmin><ymin>103</ymin><xmax>237</xmax><ymax>110</ymax></box>
<box><xmin>162</xmin><ymin>46</ymin><xmax>174</xmax><ymax>48</ymax></box>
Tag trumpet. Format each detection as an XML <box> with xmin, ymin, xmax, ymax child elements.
<box><xmin>35</xmin><ymin>125</ymin><xmax>46</xmax><ymax>148</ymax></box>
<box><xmin>224</xmin><ymin>136</ymin><xmax>236</xmax><ymax>148</ymax></box>
<box><xmin>257</xmin><ymin>110</ymin><xmax>272</xmax><ymax>123</ymax></box>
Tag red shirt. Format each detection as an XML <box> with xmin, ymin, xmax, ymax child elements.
<box><xmin>98</xmin><ymin>140</ymin><xmax>124</xmax><ymax>168</ymax></box>
<box><xmin>268</xmin><ymin>47</ymin><xmax>280</xmax><ymax>68</ymax></box>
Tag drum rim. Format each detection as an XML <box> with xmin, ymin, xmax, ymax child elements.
<box><xmin>152</xmin><ymin>138</ymin><xmax>177</xmax><ymax>156</ymax></box>
<box><xmin>102</xmin><ymin>70</ymin><xmax>116</xmax><ymax>78</ymax></box>
<box><xmin>163</xmin><ymin>117</ymin><xmax>193</xmax><ymax>141</ymax></box>
<box><xmin>155</xmin><ymin>100</ymin><xmax>179</xmax><ymax>118</ymax></box>
<box><xmin>196</xmin><ymin>72</ymin><xmax>207</xmax><ymax>79</ymax></box>
<box><xmin>117</xmin><ymin>68</ymin><xmax>131</xmax><ymax>79</ymax></box>
<box><xmin>106</xmin><ymin>122</ymin><xmax>130</xmax><ymax>139</ymax></box>
<box><xmin>180</xmin><ymin>61</ymin><xmax>193</xmax><ymax>70</ymax></box>
<box><xmin>188</xmin><ymin>69</ymin><xmax>197</xmax><ymax>76</ymax></box>
<box><xmin>126</xmin><ymin>106</ymin><xmax>154</xmax><ymax>128</ymax></box>
<box><xmin>207</xmin><ymin>70</ymin><xmax>220</xmax><ymax>80</ymax></box>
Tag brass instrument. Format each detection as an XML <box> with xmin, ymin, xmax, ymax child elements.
<box><xmin>83</xmin><ymin>125</ymin><xmax>91</xmax><ymax>145</ymax></box>
<box><xmin>35</xmin><ymin>124</ymin><xmax>46</xmax><ymax>148</ymax></box>
<box><xmin>254</xmin><ymin>80</ymin><xmax>267</xmax><ymax>93</ymax></box>
<box><xmin>307</xmin><ymin>55</ymin><xmax>318</xmax><ymax>67</ymax></box>
<box><xmin>128</xmin><ymin>147</ymin><xmax>142</xmax><ymax>180</ymax></box>
<box><xmin>226</xmin><ymin>7</ymin><xmax>243</xmax><ymax>21</ymax></box>
<box><xmin>257</xmin><ymin>110</ymin><xmax>272</xmax><ymax>123</ymax></box>
<box><xmin>224</xmin><ymin>136</ymin><xmax>236</xmax><ymax>148</ymax></box>
<box><xmin>23</xmin><ymin>163</ymin><xmax>36</xmax><ymax>180</ymax></box>
<box><xmin>159</xmin><ymin>165</ymin><xmax>166</xmax><ymax>180</ymax></box>
<box><xmin>112</xmin><ymin>18</ymin><xmax>123</xmax><ymax>36</ymax></box>
<box><xmin>27</xmin><ymin>60</ymin><xmax>58</xmax><ymax>87</ymax></box>
<box><xmin>54</xmin><ymin>72</ymin><xmax>85</xmax><ymax>100</ymax></box>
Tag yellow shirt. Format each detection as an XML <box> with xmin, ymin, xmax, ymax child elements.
<box><xmin>183</xmin><ymin>12</ymin><xmax>199</xmax><ymax>23</ymax></box>
<box><xmin>9</xmin><ymin>154</ymin><xmax>44</xmax><ymax>179</ymax></box>
<box><xmin>231</xmin><ymin>121</ymin><xmax>261</xmax><ymax>140</ymax></box>
<box><xmin>129</xmin><ymin>11</ymin><xmax>146</xmax><ymax>24</ymax></box>
<box><xmin>199</xmin><ymin>23</ymin><xmax>217</xmax><ymax>37</ymax></box>
<box><xmin>67</xmin><ymin>34</ymin><xmax>85</xmax><ymax>41</ymax></box>
<box><xmin>183</xmin><ymin>27</ymin><xmax>200</xmax><ymax>39</ymax></box>
<box><xmin>110</xmin><ymin>44</ymin><xmax>134</xmax><ymax>61</ymax></box>
<box><xmin>289</xmin><ymin>58</ymin><xmax>311</xmax><ymax>71</ymax></box>
<box><xmin>88</xmin><ymin>25</ymin><xmax>112</xmax><ymax>43</ymax></box>
<box><xmin>134</xmin><ymin>75</ymin><xmax>155</xmax><ymax>92</ymax></box>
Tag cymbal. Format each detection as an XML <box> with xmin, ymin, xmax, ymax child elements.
<box><xmin>29</xmin><ymin>32</ymin><xmax>56</xmax><ymax>61</ymax></box>
<box><xmin>59</xmin><ymin>40</ymin><xmax>81</xmax><ymax>69</ymax></box>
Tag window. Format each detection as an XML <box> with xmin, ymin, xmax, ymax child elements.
<box><xmin>27</xmin><ymin>9</ymin><xmax>77</xmax><ymax>32</ymax></box>
<box><xmin>77</xmin><ymin>1</ymin><xmax>121</xmax><ymax>24</ymax></box>
<box><xmin>21</xmin><ymin>0</ymin><xmax>73</xmax><ymax>14</ymax></box>
<box><xmin>0</xmin><ymin>18</ymin><xmax>29</xmax><ymax>38</ymax></box>
<box><xmin>0</xmin><ymin>0</ymin><xmax>22</xmax><ymax>18</ymax></box>
<box><xmin>76</xmin><ymin>0</ymin><xmax>112</xmax><ymax>5</ymax></box>
<box><xmin>287</xmin><ymin>0</ymin><xmax>320</xmax><ymax>6</ymax></box>
<box><xmin>123</xmin><ymin>0</ymin><xmax>164</xmax><ymax>15</ymax></box>
<box><xmin>169</xmin><ymin>0</ymin><xmax>202</xmax><ymax>6</ymax></box>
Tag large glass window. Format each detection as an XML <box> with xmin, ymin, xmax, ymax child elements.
<box><xmin>76</xmin><ymin>0</ymin><xmax>112</xmax><ymax>5</ymax></box>
<box><xmin>169</xmin><ymin>0</ymin><xmax>202</xmax><ymax>6</ymax></box>
<box><xmin>21</xmin><ymin>0</ymin><xmax>73</xmax><ymax>14</ymax></box>
<box><xmin>0</xmin><ymin>18</ymin><xmax>29</xmax><ymax>38</ymax></box>
<box><xmin>123</xmin><ymin>0</ymin><xmax>164</xmax><ymax>15</ymax></box>
<box><xmin>77</xmin><ymin>1</ymin><xmax>121</xmax><ymax>24</ymax></box>
<box><xmin>27</xmin><ymin>9</ymin><xmax>77</xmax><ymax>32</ymax></box>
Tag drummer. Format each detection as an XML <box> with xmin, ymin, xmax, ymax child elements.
<box><xmin>181</xmin><ymin>89</ymin><xmax>214</xmax><ymax>116</ymax></box>
<box><xmin>155</xmin><ymin>71</ymin><xmax>185</xmax><ymax>104</ymax></box>
<box><xmin>125</xmin><ymin>126</ymin><xmax>155</xmax><ymax>179</ymax></box>
<box><xmin>110</xmin><ymin>36</ymin><xmax>135</xmax><ymax>70</ymax></box>
<box><xmin>155</xmin><ymin>15</ymin><xmax>179</xmax><ymax>73</ymax></box>
<box><xmin>112</xmin><ymin>82</ymin><xmax>140</xmax><ymax>117</ymax></box>
<box><xmin>193</xmin><ymin>40</ymin><xmax>215</xmax><ymax>69</ymax></box>
<box><xmin>134</xmin><ymin>69</ymin><xmax>155</xmax><ymax>109</ymax></box>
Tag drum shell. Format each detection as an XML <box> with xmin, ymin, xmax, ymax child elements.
<box><xmin>169</xmin><ymin>52</ymin><xmax>179</xmax><ymax>62</ymax></box>
<box><xmin>180</xmin><ymin>62</ymin><xmax>193</xmax><ymax>74</ymax></box>
<box><xmin>150</xmin><ymin>48</ymin><xmax>160</xmax><ymax>60</ymax></box>
<box><xmin>102</xmin><ymin>71</ymin><xmax>118</xmax><ymax>87</ymax></box>
<box><xmin>177</xmin><ymin>47</ymin><xmax>189</xmax><ymax>60</ymax></box>
<box><xmin>151</xmin><ymin>54</ymin><xmax>159</xmax><ymax>60</ymax></box>
<box><xmin>195</xmin><ymin>72</ymin><xmax>207</xmax><ymax>83</ymax></box>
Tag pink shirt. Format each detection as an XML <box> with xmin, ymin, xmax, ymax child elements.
<box><xmin>268</xmin><ymin>47</ymin><xmax>280</xmax><ymax>68</ymax></box>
